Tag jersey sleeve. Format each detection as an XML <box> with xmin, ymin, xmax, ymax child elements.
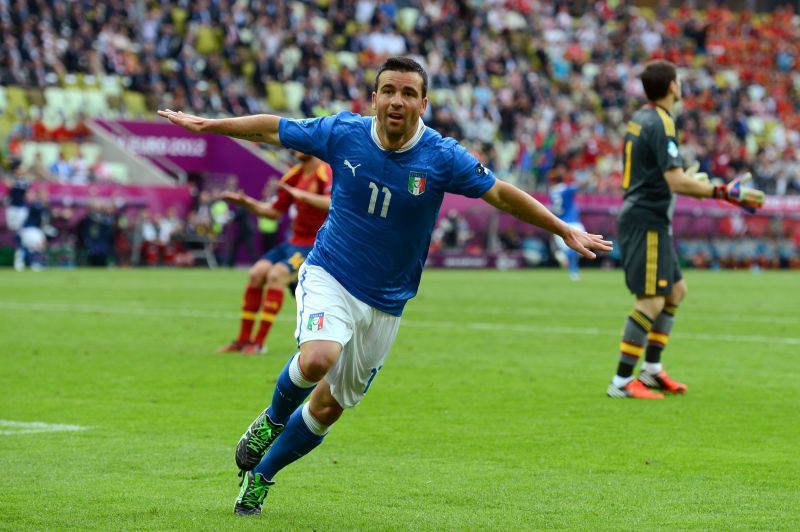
<box><xmin>446</xmin><ymin>143</ymin><xmax>497</xmax><ymax>198</ymax></box>
<box><xmin>278</xmin><ymin>116</ymin><xmax>338</xmax><ymax>160</ymax></box>
<box><xmin>650</xmin><ymin>114</ymin><xmax>683</xmax><ymax>173</ymax></box>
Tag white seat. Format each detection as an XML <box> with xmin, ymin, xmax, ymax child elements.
<box><xmin>80</xmin><ymin>143</ymin><xmax>103</xmax><ymax>165</ymax></box>
<box><xmin>44</xmin><ymin>87</ymin><xmax>67</xmax><ymax>113</ymax></box>
<box><xmin>83</xmin><ymin>90</ymin><xmax>109</xmax><ymax>117</ymax></box>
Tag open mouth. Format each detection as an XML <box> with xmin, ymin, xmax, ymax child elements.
<box><xmin>387</xmin><ymin>112</ymin><xmax>404</xmax><ymax>123</ymax></box>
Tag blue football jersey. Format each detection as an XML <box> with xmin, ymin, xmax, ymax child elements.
<box><xmin>549</xmin><ymin>183</ymin><xmax>580</xmax><ymax>224</ymax></box>
<box><xmin>279</xmin><ymin>112</ymin><xmax>496</xmax><ymax>315</ymax></box>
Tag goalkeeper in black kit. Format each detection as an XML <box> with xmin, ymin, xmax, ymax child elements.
<box><xmin>608</xmin><ymin>60</ymin><xmax>765</xmax><ymax>399</ymax></box>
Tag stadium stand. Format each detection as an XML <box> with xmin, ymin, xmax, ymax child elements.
<box><xmin>1</xmin><ymin>0</ymin><xmax>799</xmax><ymax>269</ymax></box>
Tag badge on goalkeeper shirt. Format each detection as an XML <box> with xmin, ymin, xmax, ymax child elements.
<box><xmin>667</xmin><ymin>141</ymin><xmax>679</xmax><ymax>158</ymax></box>
<box><xmin>307</xmin><ymin>312</ymin><xmax>325</xmax><ymax>331</ymax></box>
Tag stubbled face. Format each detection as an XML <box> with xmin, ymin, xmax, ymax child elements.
<box><xmin>372</xmin><ymin>70</ymin><xmax>428</xmax><ymax>144</ymax></box>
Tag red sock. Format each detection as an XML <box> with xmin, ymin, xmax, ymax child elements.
<box><xmin>253</xmin><ymin>288</ymin><xmax>285</xmax><ymax>346</ymax></box>
<box><xmin>237</xmin><ymin>285</ymin><xmax>264</xmax><ymax>344</ymax></box>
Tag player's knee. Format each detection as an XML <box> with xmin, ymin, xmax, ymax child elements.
<box><xmin>248</xmin><ymin>262</ymin><xmax>270</xmax><ymax>286</ymax></box>
<box><xmin>299</xmin><ymin>343</ymin><xmax>341</xmax><ymax>381</ymax></box>
<box><xmin>636</xmin><ymin>297</ymin><xmax>665</xmax><ymax>320</ymax></box>
<box><xmin>669</xmin><ymin>281</ymin><xmax>688</xmax><ymax>305</ymax></box>
<box><xmin>248</xmin><ymin>269</ymin><xmax>266</xmax><ymax>286</ymax></box>
<box><xmin>266</xmin><ymin>266</ymin><xmax>290</xmax><ymax>287</ymax></box>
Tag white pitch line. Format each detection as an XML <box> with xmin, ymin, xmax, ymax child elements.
<box><xmin>0</xmin><ymin>420</ymin><xmax>92</xmax><ymax>435</ymax></box>
<box><xmin>3</xmin><ymin>300</ymin><xmax>799</xmax><ymax>326</ymax></box>
<box><xmin>400</xmin><ymin>320</ymin><xmax>800</xmax><ymax>346</ymax></box>
<box><xmin>1</xmin><ymin>302</ymin><xmax>798</xmax><ymax>346</ymax></box>
<box><xmin>0</xmin><ymin>301</ymin><xmax>239</xmax><ymax>320</ymax></box>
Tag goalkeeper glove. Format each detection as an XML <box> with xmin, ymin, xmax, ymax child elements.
<box><xmin>712</xmin><ymin>173</ymin><xmax>765</xmax><ymax>214</ymax></box>
<box><xmin>685</xmin><ymin>161</ymin><xmax>709</xmax><ymax>183</ymax></box>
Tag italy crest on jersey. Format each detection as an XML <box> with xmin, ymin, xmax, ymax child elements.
<box><xmin>307</xmin><ymin>312</ymin><xmax>324</xmax><ymax>331</ymax></box>
<box><xmin>408</xmin><ymin>172</ymin><xmax>427</xmax><ymax>196</ymax></box>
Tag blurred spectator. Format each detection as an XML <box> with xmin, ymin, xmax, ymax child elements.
<box><xmin>77</xmin><ymin>200</ymin><xmax>117</xmax><ymax>266</ymax></box>
<box><xmin>257</xmin><ymin>180</ymin><xmax>280</xmax><ymax>255</ymax></box>
<box><xmin>225</xmin><ymin>198</ymin><xmax>257</xmax><ymax>267</ymax></box>
<box><xmin>133</xmin><ymin>209</ymin><xmax>160</xmax><ymax>266</ymax></box>
<box><xmin>432</xmin><ymin>209</ymin><xmax>472</xmax><ymax>251</ymax></box>
<box><xmin>22</xmin><ymin>153</ymin><xmax>53</xmax><ymax>182</ymax></box>
<box><xmin>4</xmin><ymin>162</ymin><xmax>31</xmax><ymax>269</ymax></box>
<box><xmin>1</xmin><ymin>1</ymin><xmax>799</xmax><ymax>197</ymax></box>
<box><xmin>18</xmin><ymin>188</ymin><xmax>54</xmax><ymax>271</ymax></box>
<box><xmin>49</xmin><ymin>148</ymin><xmax>74</xmax><ymax>184</ymax></box>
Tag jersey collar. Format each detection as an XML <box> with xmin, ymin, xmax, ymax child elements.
<box><xmin>649</xmin><ymin>102</ymin><xmax>673</xmax><ymax>116</ymax></box>
<box><xmin>370</xmin><ymin>116</ymin><xmax>426</xmax><ymax>153</ymax></box>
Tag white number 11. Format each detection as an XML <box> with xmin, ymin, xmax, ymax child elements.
<box><xmin>367</xmin><ymin>182</ymin><xmax>391</xmax><ymax>218</ymax></box>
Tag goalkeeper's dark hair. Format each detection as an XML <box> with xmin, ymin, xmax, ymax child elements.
<box><xmin>374</xmin><ymin>56</ymin><xmax>428</xmax><ymax>98</ymax></box>
<box><xmin>640</xmin><ymin>60</ymin><xmax>677</xmax><ymax>102</ymax></box>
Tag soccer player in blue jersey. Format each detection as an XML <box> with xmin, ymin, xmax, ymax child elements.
<box><xmin>548</xmin><ymin>172</ymin><xmax>584</xmax><ymax>281</ymax></box>
<box><xmin>159</xmin><ymin>56</ymin><xmax>612</xmax><ymax>516</ymax></box>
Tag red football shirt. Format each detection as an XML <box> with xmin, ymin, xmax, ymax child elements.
<box><xmin>272</xmin><ymin>162</ymin><xmax>332</xmax><ymax>247</ymax></box>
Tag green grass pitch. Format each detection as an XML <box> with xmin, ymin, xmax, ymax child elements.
<box><xmin>1</xmin><ymin>268</ymin><xmax>798</xmax><ymax>529</ymax></box>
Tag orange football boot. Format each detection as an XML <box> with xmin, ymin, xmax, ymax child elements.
<box><xmin>638</xmin><ymin>370</ymin><xmax>687</xmax><ymax>394</ymax></box>
<box><xmin>217</xmin><ymin>341</ymin><xmax>246</xmax><ymax>353</ymax></box>
<box><xmin>607</xmin><ymin>379</ymin><xmax>664</xmax><ymax>399</ymax></box>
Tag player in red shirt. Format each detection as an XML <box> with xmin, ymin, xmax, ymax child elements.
<box><xmin>218</xmin><ymin>151</ymin><xmax>332</xmax><ymax>354</ymax></box>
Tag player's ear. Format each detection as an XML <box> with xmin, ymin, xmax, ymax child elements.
<box><xmin>371</xmin><ymin>92</ymin><xmax>377</xmax><ymax>111</ymax></box>
<box><xmin>420</xmin><ymin>96</ymin><xmax>428</xmax><ymax>114</ymax></box>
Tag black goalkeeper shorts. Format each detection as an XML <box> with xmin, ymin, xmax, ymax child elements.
<box><xmin>617</xmin><ymin>224</ymin><xmax>682</xmax><ymax>296</ymax></box>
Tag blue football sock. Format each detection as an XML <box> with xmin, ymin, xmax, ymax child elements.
<box><xmin>266</xmin><ymin>353</ymin><xmax>316</xmax><ymax>426</ymax></box>
<box><xmin>254</xmin><ymin>404</ymin><xmax>326</xmax><ymax>480</ymax></box>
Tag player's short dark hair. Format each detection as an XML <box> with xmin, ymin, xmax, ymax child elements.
<box><xmin>374</xmin><ymin>56</ymin><xmax>428</xmax><ymax>98</ymax></box>
<box><xmin>640</xmin><ymin>60</ymin><xmax>677</xmax><ymax>102</ymax></box>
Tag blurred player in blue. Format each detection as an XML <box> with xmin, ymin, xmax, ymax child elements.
<box><xmin>3</xmin><ymin>161</ymin><xmax>30</xmax><ymax>271</ymax></box>
<box><xmin>548</xmin><ymin>169</ymin><xmax>584</xmax><ymax>281</ymax></box>
<box><xmin>159</xmin><ymin>56</ymin><xmax>612</xmax><ymax>516</ymax></box>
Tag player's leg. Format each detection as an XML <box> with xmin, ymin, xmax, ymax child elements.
<box><xmin>251</xmin><ymin>379</ymin><xmax>341</xmax><ymax>478</ymax></box>
<box><xmin>234</xmin><ymin>341</ymin><xmax>341</xmax><ymax>470</ymax></box>
<box><xmin>608</xmin><ymin>226</ymin><xmax>666</xmax><ymax>399</ymax></box>
<box><xmin>235</xmin><ymin>264</ymin><xmax>352</xmax><ymax>472</ymax></box>
<box><xmin>20</xmin><ymin>227</ymin><xmax>47</xmax><ymax>271</ymax></box>
<box><xmin>234</xmin><ymin>379</ymin><xmax>341</xmax><ymax>516</ymax></box>
<box><xmin>258</xmin><ymin>302</ymin><xmax>401</xmax><ymax>477</ymax></box>
<box><xmin>638</xmin><ymin>263</ymin><xmax>688</xmax><ymax>394</ymax></box>
<box><xmin>8</xmin><ymin>207</ymin><xmax>27</xmax><ymax>271</ymax></box>
<box><xmin>218</xmin><ymin>258</ymin><xmax>272</xmax><ymax>352</ymax></box>
<box><xmin>247</xmin><ymin>248</ymin><xmax>309</xmax><ymax>354</ymax></box>
<box><xmin>566</xmin><ymin>222</ymin><xmax>584</xmax><ymax>280</ymax></box>
<box><xmin>566</xmin><ymin>249</ymin><xmax>580</xmax><ymax>280</ymax></box>
<box><xmin>552</xmin><ymin>235</ymin><xmax>569</xmax><ymax>270</ymax></box>
<box><xmin>235</xmin><ymin>267</ymin><xmax>399</xmax><ymax>515</ymax></box>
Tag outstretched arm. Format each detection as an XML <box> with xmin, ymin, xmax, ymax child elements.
<box><xmin>156</xmin><ymin>110</ymin><xmax>283</xmax><ymax>145</ymax></box>
<box><xmin>481</xmin><ymin>179</ymin><xmax>612</xmax><ymax>259</ymax></box>
<box><xmin>663</xmin><ymin>166</ymin><xmax>715</xmax><ymax>198</ymax></box>
<box><xmin>666</xmin><ymin>164</ymin><xmax>765</xmax><ymax>212</ymax></box>
<box><xmin>279</xmin><ymin>183</ymin><xmax>331</xmax><ymax>211</ymax></box>
<box><xmin>220</xmin><ymin>191</ymin><xmax>283</xmax><ymax>219</ymax></box>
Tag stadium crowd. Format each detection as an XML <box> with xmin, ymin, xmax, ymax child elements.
<box><xmin>1</xmin><ymin>0</ymin><xmax>800</xmax><ymax>269</ymax></box>
<box><xmin>1</xmin><ymin>0</ymin><xmax>800</xmax><ymax>195</ymax></box>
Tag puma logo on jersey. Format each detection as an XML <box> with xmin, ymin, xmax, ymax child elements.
<box><xmin>344</xmin><ymin>160</ymin><xmax>362</xmax><ymax>176</ymax></box>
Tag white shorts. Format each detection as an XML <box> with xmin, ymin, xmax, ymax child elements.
<box><xmin>20</xmin><ymin>227</ymin><xmax>46</xmax><ymax>250</ymax></box>
<box><xmin>294</xmin><ymin>264</ymin><xmax>401</xmax><ymax>408</ymax></box>
<box><xmin>6</xmin><ymin>206</ymin><xmax>29</xmax><ymax>232</ymax></box>
<box><xmin>553</xmin><ymin>221</ymin><xmax>586</xmax><ymax>252</ymax></box>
